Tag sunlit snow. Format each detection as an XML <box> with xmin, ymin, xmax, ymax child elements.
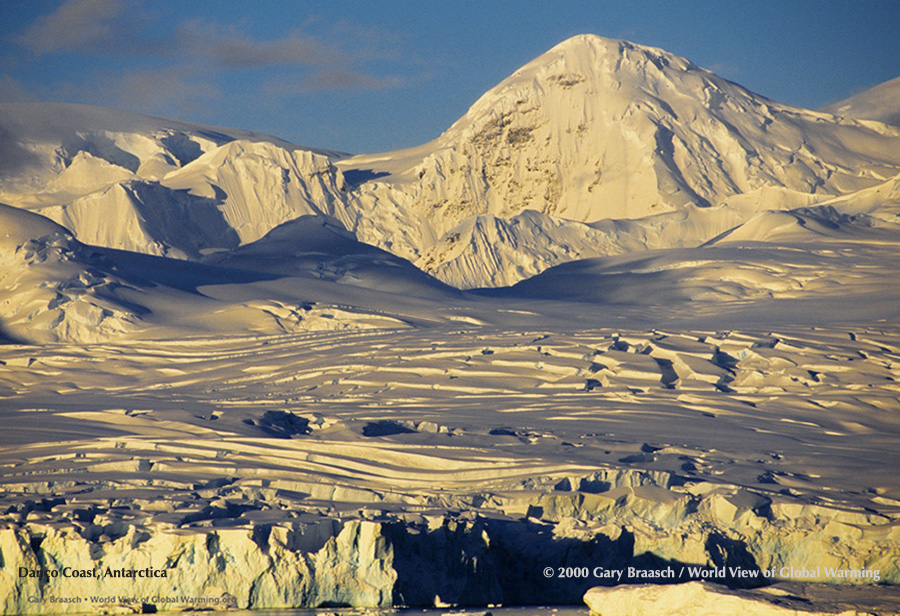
<box><xmin>1</xmin><ymin>35</ymin><xmax>899</xmax><ymax>615</ymax></box>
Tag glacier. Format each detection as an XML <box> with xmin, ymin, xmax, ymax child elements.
<box><xmin>1</xmin><ymin>34</ymin><xmax>900</xmax><ymax>615</ymax></box>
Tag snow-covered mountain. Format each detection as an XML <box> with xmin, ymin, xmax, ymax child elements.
<box><xmin>0</xmin><ymin>202</ymin><xmax>464</xmax><ymax>343</ymax></box>
<box><xmin>0</xmin><ymin>103</ymin><xmax>351</xmax><ymax>259</ymax></box>
<box><xmin>3</xmin><ymin>34</ymin><xmax>900</xmax><ymax>294</ymax></box>
<box><xmin>349</xmin><ymin>35</ymin><xmax>900</xmax><ymax>220</ymax></box>
<box><xmin>339</xmin><ymin>35</ymin><xmax>900</xmax><ymax>286</ymax></box>
<box><xmin>4</xmin><ymin>37</ymin><xmax>900</xmax><ymax>289</ymax></box>
<box><xmin>4</xmin><ymin>36</ymin><xmax>900</xmax><ymax>616</ymax></box>
<box><xmin>823</xmin><ymin>75</ymin><xmax>900</xmax><ymax>127</ymax></box>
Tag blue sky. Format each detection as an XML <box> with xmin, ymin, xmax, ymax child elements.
<box><xmin>2</xmin><ymin>1</ymin><xmax>899</xmax><ymax>153</ymax></box>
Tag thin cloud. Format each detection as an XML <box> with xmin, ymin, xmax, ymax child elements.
<box><xmin>171</xmin><ymin>21</ymin><xmax>347</xmax><ymax>69</ymax></box>
<box><xmin>267</xmin><ymin>71</ymin><xmax>406</xmax><ymax>94</ymax></box>
<box><xmin>15</xmin><ymin>0</ymin><xmax>133</xmax><ymax>54</ymax></box>
<box><xmin>707</xmin><ymin>61</ymin><xmax>742</xmax><ymax>79</ymax></box>
<box><xmin>14</xmin><ymin>2</ymin><xmax>401</xmax><ymax>79</ymax></box>
<box><xmin>11</xmin><ymin>1</ymin><xmax>409</xmax><ymax>111</ymax></box>
<box><xmin>114</xmin><ymin>66</ymin><xmax>223</xmax><ymax>113</ymax></box>
<box><xmin>51</xmin><ymin>65</ymin><xmax>223</xmax><ymax>119</ymax></box>
<box><xmin>0</xmin><ymin>75</ymin><xmax>40</xmax><ymax>103</ymax></box>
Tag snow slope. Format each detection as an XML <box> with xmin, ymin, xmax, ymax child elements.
<box><xmin>0</xmin><ymin>204</ymin><xmax>470</xmax><ymax>344</ymax></box>
<box><xmin>0</xmin><ymin>103</ymin><xmax>349</xmax><ymax>259</ymax></box>
<box><xmin>0</xmin><ymin>102</ymin><xmax>311</xmax><ymax>200</ymax></box>
<box><xmin>0</xmin><ymin>202</ymin><xmax>149</xmax><ymax>343</ymax></box>
<box><xmin>824</xmin><ymin>75</ymin><xmax>900</xmax><ymax>127</ymax></box>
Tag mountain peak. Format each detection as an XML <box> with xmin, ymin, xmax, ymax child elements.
<box><xmin>358</xmin><ymin>33</ymin><xmax>900</xmax><ymax>278</ymax></box>
<box><xmin>548</xmin><ymin>33</ymin><xmax>651</xmax><ymax>56</ymax></box>
<box><xmin>6</xmin><ymin>36</ymin><xmax>900</xmax><ymax>296</ymax></box>
<box><xmin>454</xmin><ymin>34</ymin><xmax>702</xmax><ymax>125</ymax></box>
<box><xmin>532</xmin><ymin>34</ymin><xmax>697</xmax><ymax>79</ymax></box>
<box><xmin>548</xmin><ymin>33</ymin><xmax>619</xmax><ymax>52</ymax></box>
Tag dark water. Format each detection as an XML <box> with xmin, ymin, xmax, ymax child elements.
<box><xmin>154</xmin><ymin>608</ymin><xmax>587</xmax><ymax>616</ymax></box>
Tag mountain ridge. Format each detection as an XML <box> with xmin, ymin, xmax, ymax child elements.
<box><xmin>3</xmin><ymin>34</ymin><xmax>900</xmax><ymax>291</ymax></box>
